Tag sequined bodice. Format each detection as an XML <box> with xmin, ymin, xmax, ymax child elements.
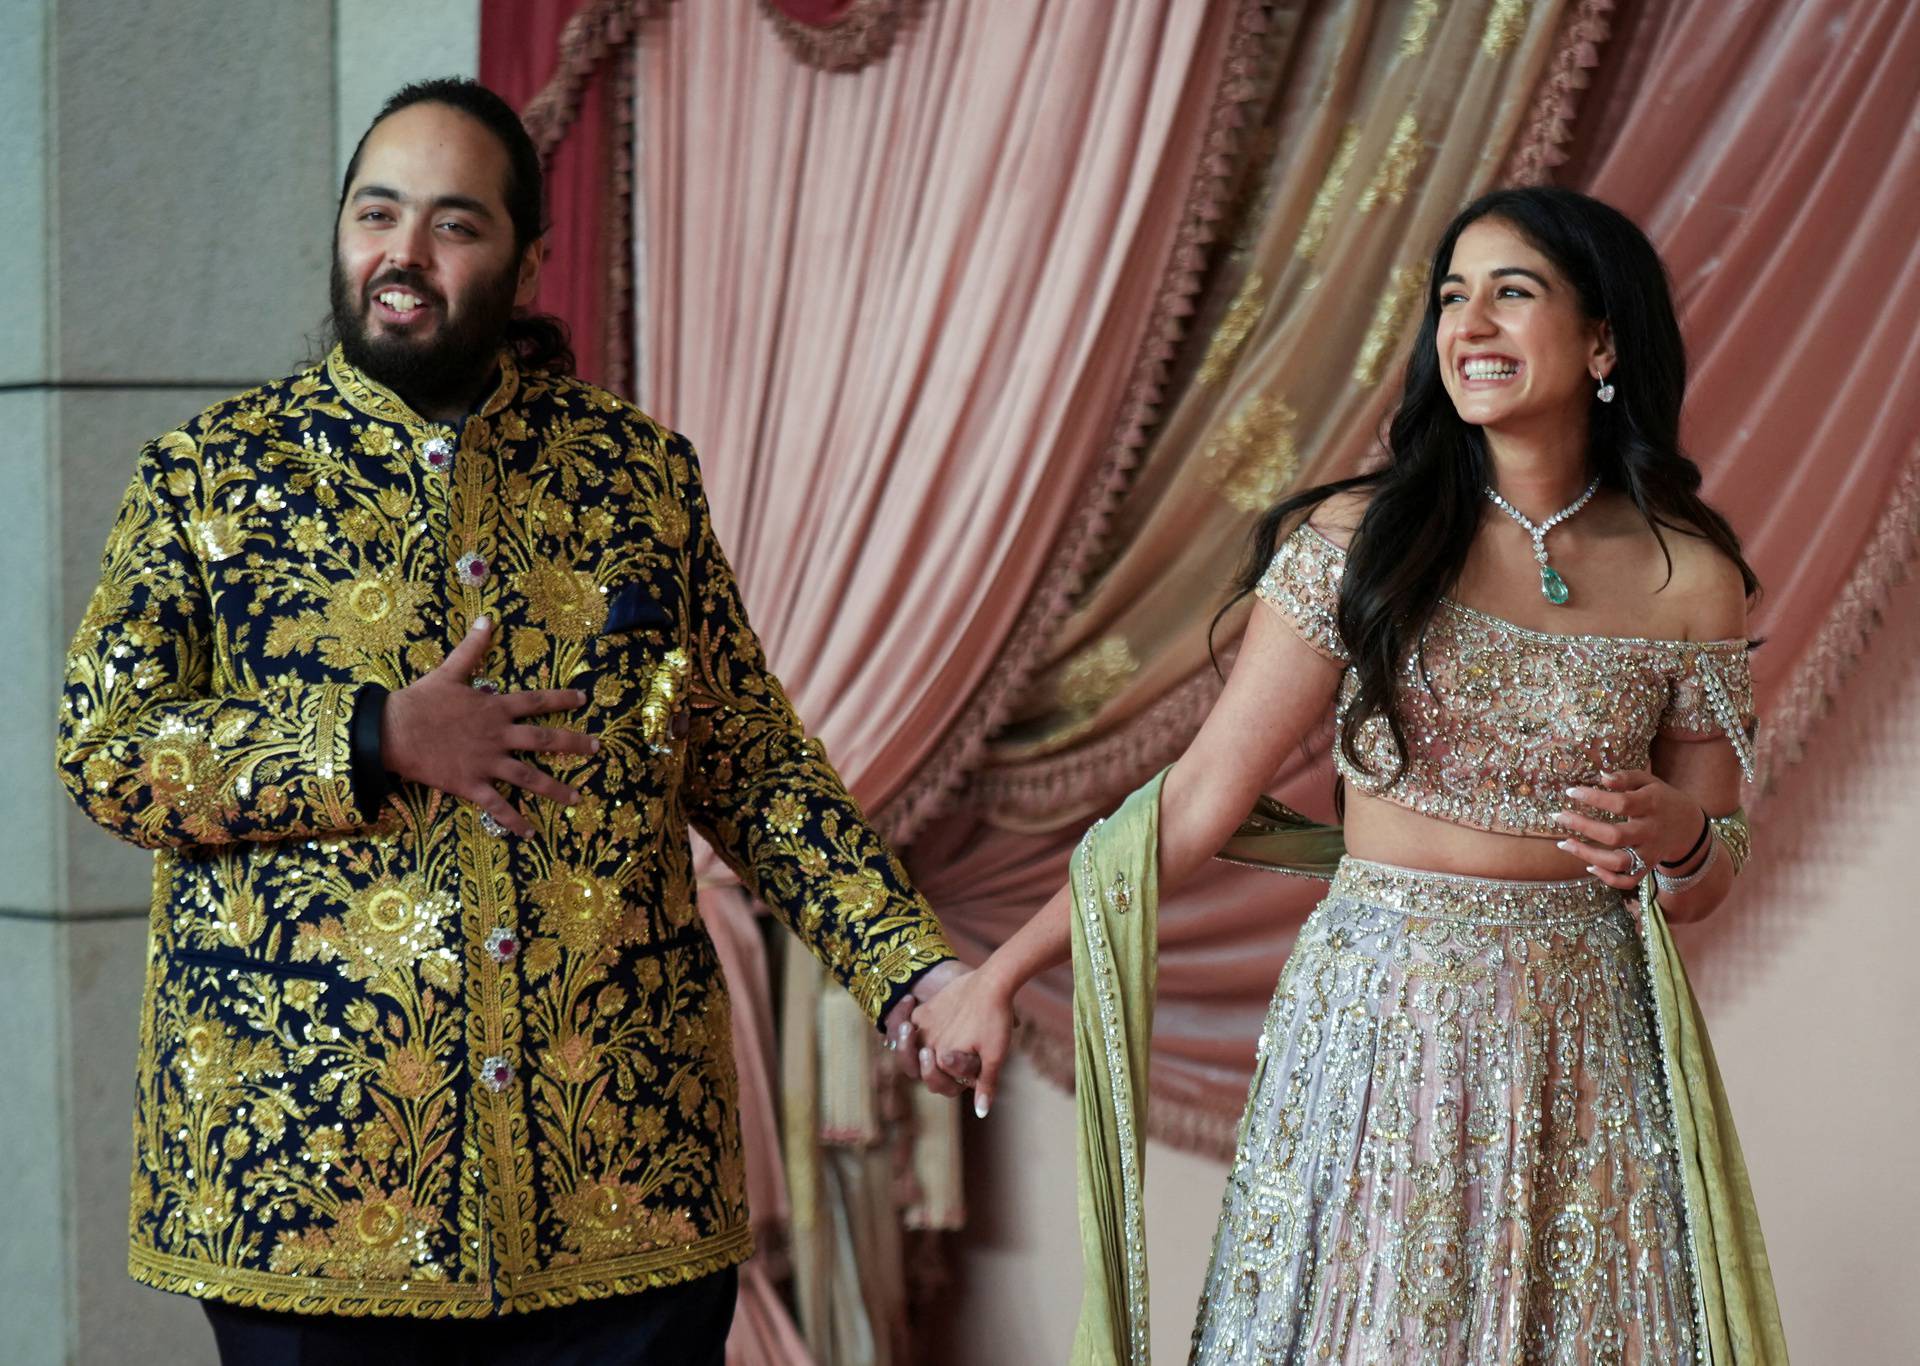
<box><xmin>1257</xmin><ymin>524</ymin><xmax>1755</xmax><ymax>836</ymax></box>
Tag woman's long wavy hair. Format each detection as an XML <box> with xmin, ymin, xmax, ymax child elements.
<box><xmin>1218</xmin><ymin>186</ymin><xmax>1758</xmax><ymax>783</ymax></box>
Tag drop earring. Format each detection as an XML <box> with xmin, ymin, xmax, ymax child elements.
<box><xmin>1595</xmin><ymin>375</ymin><xmax>1616</xmax><ymax>403</ymax></box>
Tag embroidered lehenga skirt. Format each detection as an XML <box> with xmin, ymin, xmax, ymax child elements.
<box><xmin>1191</xmin><ymin>858</ymin><xmax>1701</xmax><ymax>1365</ymax></box>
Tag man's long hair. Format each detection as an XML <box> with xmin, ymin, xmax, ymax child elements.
<box><xmin>332</xmin><ymin>77</ymin><xmax>575</xmax><ymax>376</ymax></box>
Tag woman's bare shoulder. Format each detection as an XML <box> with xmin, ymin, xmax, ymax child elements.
<box><xmin>1304</xmin><ymin>489</ymin><xmax>1372</xmax><ymax>550</ymax></box>
<box><xmin>1659</xmin><ymin>523</ymin><xmax>1750</xmax><ymax>640</ymax></box>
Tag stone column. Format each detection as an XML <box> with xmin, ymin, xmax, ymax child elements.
<box><xmin>0</xmin><ymin>4</ymin><xmax>475</xmax><ymax>1361</ymax></box>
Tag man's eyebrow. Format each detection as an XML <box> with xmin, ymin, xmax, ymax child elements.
<box><xmin>350</xmin><ymin>185</ymin><xmax>496</xmax><ymax>218</ymax></box>
<box><xmin>431</xmin><ymin>194</ymin><xmax>495</xmax><ymax>219</ymax></box>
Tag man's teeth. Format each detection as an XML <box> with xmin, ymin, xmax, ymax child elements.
<box><xmin>377</xmin><ymin>290</ymin><xmax>423</xmax><ymax>311</ymax></box>
<box><xmin>1463</xmin><ymin>359</ymin><xmax>1518</xmax><ymax>379</ymax></box>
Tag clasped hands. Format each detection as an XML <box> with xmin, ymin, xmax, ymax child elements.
<box><xmin>1551</xmin><ymin>768</ymin><xmax>1706</xmax><ymax>893</ymax></box>
<box><xmin>882</xmin><ymin>960</ymin><xmax>993</xmax><ymax>1107</ymax></box>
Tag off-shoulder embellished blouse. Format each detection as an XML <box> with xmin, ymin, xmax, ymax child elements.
<box><xmin>1256</xmin><ymin>523</ymin><xmax>1756</xmax><ymax>837</ymax></box>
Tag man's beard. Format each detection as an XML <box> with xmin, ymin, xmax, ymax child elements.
<box><xmin>330</xmin><ymin>255</ymin><xmax>519</xmax><ymax>415</ymax></box>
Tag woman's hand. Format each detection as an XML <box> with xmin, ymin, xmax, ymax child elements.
<box><xmin>1553</xmin><ymin>768</ymin><xmax>1706</xmax><ymax>891</ymax></box>
<box><xmin>910</xmin><ymin>963</ymin><xmax>1018</xmax><ymax>1119</ymax></box>
<box><xmin>881</xmin><ymin>961</ymin><xmax>981</xmax><ymax>1099</ymax></box>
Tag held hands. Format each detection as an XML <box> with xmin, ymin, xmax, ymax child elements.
<box><xmin>1552</xmin><ymin>768</ymin><xmax>1703</xmax><ymax>892</ymax></box>
<box><xmin>907</xmin><ymin>963</ymin><xmax>1017</xmax><ymax>1119</ymax></box>
<box><xmin>881</xmin><ymin>961</ymin><xmax>992</xmax><ymax>1105</ymax></box>
<box><xmin>381</xmin><ymin>617</ymin><xmax>599</xmax><ymax>836</ymax></box>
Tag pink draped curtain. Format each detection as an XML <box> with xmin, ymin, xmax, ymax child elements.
<box><xmin>753</xmin><ymin>0</ymin><xmax>918</xmax><ymax>71</ymax></box>
<box><xmin>626</xmin><ymin>5</ymin><xmax>1267</xmax><ymax>1359</ymax></box>
<box><xmin>1577</xmin><ymin>0</ymin><xmax>1920</xmax><ymax>789</ymax></box>
<box><xmin>766</xmin><ymin>0</ymin><xmax>877</xmax><ymax>20</ymax></box>
<box><xmin>481</xmin><ymin>0</ymin><xmax>633</xmax><ymax>390</ymax></box>
<box><xmin>631</xmin><ymin>0</ymin><xmax>1262</xmax><ymax>833</ymax></box>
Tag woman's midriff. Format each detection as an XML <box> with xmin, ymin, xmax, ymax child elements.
<box><xmin>1339</xmin><ymin>787</ymin><xmax>1600</xmax><ymax>881</ymax></box>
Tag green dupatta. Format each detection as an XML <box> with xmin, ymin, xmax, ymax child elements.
<box><xmin>1637</xmin><ymin>877</ymin><xmax>1790</xmax><ymax>1363</ymax></box>
<box><xmin>1066</xmin><ymin>777</ymin><xmax>1339</xmax><ymax>1366</ymax></box>
<box><xmin>1067</xmin><ymin>775</ymin><xmax>1786</xmax><ymax>1364</ymax></box>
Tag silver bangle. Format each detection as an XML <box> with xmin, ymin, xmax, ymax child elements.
<box><xmin>1653</xmin><ymin>832</ymin><xmax>1720</xmax><ymax>896</ymax></box>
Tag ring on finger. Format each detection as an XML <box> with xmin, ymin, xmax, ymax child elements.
<box><xmin>1623</xmin><ymin>847</ymin><xmax>1647</xmax><ymax>879</ymax></box>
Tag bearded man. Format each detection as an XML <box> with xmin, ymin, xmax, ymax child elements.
<box><xmin>56</xmin><ymin>78</ymin><xmax>970</xmax><ymax>1366</ymax></box>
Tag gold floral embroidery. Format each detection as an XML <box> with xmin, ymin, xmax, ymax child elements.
<box><xmin>1400</xmin><ymin>0</ymin><xmax>1442</xmax><ymax>56</ymax></box>
<box><xmin>1352</xmin><ymin>265</ymin><xmax>1426</xmax><ymax>386</ymax></box>
<box><xmin>1197</xmin><ymin>271</ymin><xmax>1267</xmax><ymax>387</ymax></box>
<box><xmin>1357</xmin><ymin>111</ymin><xmax>1424</xmax><ymax>214</ymax></box>
<box><xmin>269</xmin><ymin>1190</ymin><xmax>446</xmax><ymax>1281</ymax></box>
<box><xmin>528</xmin><ymin>867</ymin><xmax>631</xmax><ymax>953</ymax></box>
<box><xmin>1201</xmin><ymin>392</ymin><xmax>1300</xmax><ymax>513</ymax></box>
<box><xmin>518</xmin><ymin>560</ymin><xmax>607</xmax><ymax>641</ymax></box>
<box><xmin>1295</xmin><ymin>125</ymin><xmax>1362</xmax><ymax>261</ymax></box>
<box><xmin>58</xmin><ymin>348</ymin><xmax>952</xmax><ymax>1317</ymax></box>
<box><xmin>292</xmin><ymin>874</ymin><xmax>459</xmax><ymax>980</ymax></box>
<box><xmin>1057</xmin><ymin>635</ymin><xmax>1141</xmax><ymax>713</ymax></box>
<box><xmin>1483</xmin><ymin>0</ymin><xmax>1531</xmax><ymax>56</ymax></box>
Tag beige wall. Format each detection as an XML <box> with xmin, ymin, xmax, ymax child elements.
<box><xmin>931</xmin><ymin>593</ymin><xmax>1920</xmax><ymax>1363</ymax></box>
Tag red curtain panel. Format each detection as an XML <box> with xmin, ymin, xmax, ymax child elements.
<box><xmin>480</xmin><ymin>0</ymin><xmax>617</xmax><ymax>391</ymax></box>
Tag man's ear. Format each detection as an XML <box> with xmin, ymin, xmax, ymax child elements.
<box><xmin>514</xmin><ymin>238</ymin><xmax>545</xmax><ymax>310</ymax></box>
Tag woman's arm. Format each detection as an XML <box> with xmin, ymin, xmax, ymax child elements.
<box><xmin>914</xmin><ymin>600</ymin><xmax>1344</xmax><ymax>1113</ymax></box>
<box><xmin>1553</xmin><ymin>542</ymin><xmax>1749</xmax><ymax>922</ymax></box>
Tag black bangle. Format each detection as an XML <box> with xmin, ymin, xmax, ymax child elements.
<box><xmin>349</xmin><ymin>683</ymin><xmax>392</xmax><ymax>816</ymax></box>
<box><xmin>1659</xmin><ymin>808</ymin><xmax>1712</xmax><ymax>870</ymax></box>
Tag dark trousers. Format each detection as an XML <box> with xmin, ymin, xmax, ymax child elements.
<box><xmin>200</xmin><ymin>1267</ymin><xmax>738</xmax><ymax>1366</ymax></box>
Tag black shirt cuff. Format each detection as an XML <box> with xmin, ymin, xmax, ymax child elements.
<box><xmin>349</xmin><ymin>683</ymin><xmax>391</xmax><ymax>817</ymax></box>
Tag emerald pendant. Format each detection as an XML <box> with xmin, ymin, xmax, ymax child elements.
<box><xmin>1485</xmin><ymin>478</ymin><xmax>1601</xmax><ymax>610</ymax></box>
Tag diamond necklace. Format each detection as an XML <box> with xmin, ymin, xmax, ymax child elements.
<box><xmin>1483</xmin><ymin>476</ymin><xmax>1601</xmax><ymax>606</ymax></box>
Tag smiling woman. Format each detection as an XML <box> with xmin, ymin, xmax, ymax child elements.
<box><xmin>1438</xmin><ymin>225</ymin><xmax>1613</xmax><ymax>450</ymax></box>
<box><xmin>910</xmin><ymin>185</ymin><xmax>1787</xmax><ymax>1362</ymax></box>
<box><xmin>1223</xmin><ymin>187</ymin><xmax>1756</xmax><ymax>841</ymax></box>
